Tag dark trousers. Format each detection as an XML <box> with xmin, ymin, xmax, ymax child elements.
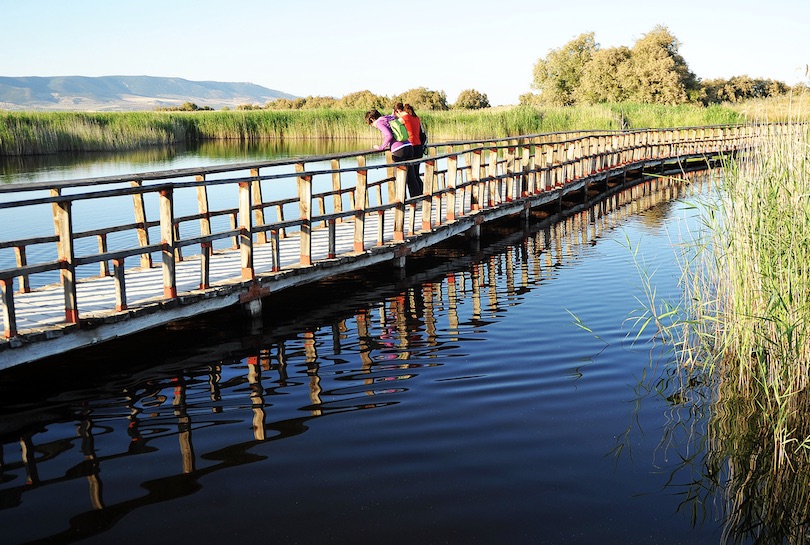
<box><xmin>392</xmin><ymin>145</ymin><xmax>423</xmax><ymax>197</ymax></box>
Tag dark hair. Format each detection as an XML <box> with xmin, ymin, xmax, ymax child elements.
<box><xmin>404</xmin><ymin>103</ymin><xmax>416</xmax><ymax>116</ymax></box>
<box><xmin>393</xmin><ymin>102</ymin><xmax>405</xmax><ymax>113</ymax></box>
<box><xmin>364</xmin><ymin>109</ymin><xmax>381</xmax><ymax>125</ymax></box>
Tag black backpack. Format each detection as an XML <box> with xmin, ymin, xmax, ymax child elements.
<box><xmin>419</xmin><ymin>124</ymin><xmax>428</xmax><ymax>156</ymax></box>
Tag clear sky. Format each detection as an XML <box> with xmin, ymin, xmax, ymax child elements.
<box><xmin>3</xmin><ymin>0</ymin><xmax>808</xmax><ymax>106</ymax></box>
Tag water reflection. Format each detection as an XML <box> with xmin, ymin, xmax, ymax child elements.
<box><xmin>646</xmin><ymin>351</ymin><xmax>810</xmax><ymax>545</ymax></box>
<box><xmin>0</xmin><ymin>172</ymin><xmax>712</xmax><ymax>544</ymax></box>
<box><xmin>0</xmin><ymin>139</ymin><xmax>369</xmax><ymax>185</ymax></box>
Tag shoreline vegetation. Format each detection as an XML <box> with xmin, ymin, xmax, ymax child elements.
<box><xmin>641</xmin><ymin>123</ymin><xmax>810</xmax><ymax>543</ymax></box>
<box><xmin>2</xmin><ymin>99</ymin><xmax>806</xmax><ymax>157</ymax></box>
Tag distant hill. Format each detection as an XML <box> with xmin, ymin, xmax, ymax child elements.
<box><xmin>0</xmin><ymin>75</ymin><xmax>297</xmax><ymax>111</ymax></box>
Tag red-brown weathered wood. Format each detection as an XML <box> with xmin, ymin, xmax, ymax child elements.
<box><xmin>159</xmin><ymin>188</ymin><xmax>177</xmax><ymax>299</ymax></box>
<box><xmin>238</xmin><ymin>180</ymin><xmax>254</xmax><ymax>280</ymax></box>
<box><xmin>131</xmin><ymin>180</ymin><xmax>153</xmax><ymax>269</ymax></box>
<box><xmin>296</xmin><ymin>163</ymin><xmax>312</xmax><ymax>266</ymax></box>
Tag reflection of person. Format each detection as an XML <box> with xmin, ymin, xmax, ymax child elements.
<box><xmin>365</xmin><ymin>109</ymin><xmax>422</xmax><ymax>197</ymax></box>
<box><xmin>394</xmin><ymin>103</ymin><xmax>424</xmax><ymax>195</ymax></box>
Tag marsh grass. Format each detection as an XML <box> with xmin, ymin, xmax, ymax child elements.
<box><xmin>1</xmin><ymin>103</ymin><xmax>746</xmax><ymax>156</ymax></box>
<box><xmin>728</xmin><ymin>90</ymin><xmax>810</xmax><ymax>123</ymax></box>
<box><xmin>638</xmin><ymin>123</ymin><xmax>810</xmax><ymax>543</ymax></box>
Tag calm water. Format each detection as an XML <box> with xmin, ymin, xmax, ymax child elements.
<box><xmin>1</xmin><ymin>146</ymin><xmax>726</xmax><ymax>544</ymax></box>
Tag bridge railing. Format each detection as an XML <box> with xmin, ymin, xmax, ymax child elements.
<box><xmin>0</xmin><ymin>123</ymin><xmax>792</xmax><ymax>339</ymax></box>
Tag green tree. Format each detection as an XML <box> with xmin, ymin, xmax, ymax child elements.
<box><xmin>701</xmin><ymin>76</ymin><xmax>788</xmax><ymax>104</ymax></box>
<box><xmin>335</xmin><ymin>90</ymin><xmax>388</xmax><ymax>110</ymax></box>
<box><xmin>518</xmin><ymin>92</ymin><xmax>543</xmax><ymax>107</ymax></box>
<box><xmin>264</xmin><ymin>98</ymin><xmax>295</xmax><ymax>109</ymax></box>
<box><xmin>576</xmin><ymin>46</ymin><xmax>632</xmax><ymax>104</ymax></box>
<box><xmin>454</xmin><ymin>89</ymin><xmax>490</xmax><ymax>109</ymax></box>
<box><xmin>301</xmin><ymin>95</ymin><xmax>338</xmax><ymax>109</ymax></box>
<box><xmin>624</xmin><ymin>25</ymin><xmax>698</xmax><ymax>104</ymax></box>
<box><xmin>391</xmin><ymin>87</ymin><xmax>449</xmax><ymax>111</ymax></box>
<box><xmin>531</xmin><ymin>32</ymin><xmax>597</xmax><ymax>106</ymax></box>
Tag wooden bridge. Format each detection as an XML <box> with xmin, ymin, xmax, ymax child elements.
<box><xmin>0</xmin><ymin>124</ymin><xmax>780</xmax><ymax>369</ymax></box>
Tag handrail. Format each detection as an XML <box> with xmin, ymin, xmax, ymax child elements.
<box><xmin>0</xmin><ymin>123</ymin><xmax>799</xmax><ymax>340</ymax></box>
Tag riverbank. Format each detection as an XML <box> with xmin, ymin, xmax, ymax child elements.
<box><xmin>1</xmin><ymin>103</ymin><xmax>746</xmax><ymax>156</ymax></box>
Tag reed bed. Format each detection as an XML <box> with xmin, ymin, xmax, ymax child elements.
<box><xmin>0</xmin><ymin>111</ymin><xmax>188</xmax><ymax>155</ymax></box>
<box><xmin>728</xmin><ymin>91</ymin><xmax>810</xmax><ymax>123</ymax></box>
<box><xmin>683</xmin><ymin>124</ymin><xmax>810</xmax><ymax>406</ymax></box>
<box><xmin>1</xmin><ymin>103</ymin><xmax>745</xmax><ymax>156</ymax></box>
<box><xmin>656</xmin><ymin>123</ymin><xmax>810</xmax><ymax>544</ymax></box>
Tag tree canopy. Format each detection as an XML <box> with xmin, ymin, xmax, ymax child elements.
<box><xmin>454</xmin><ymin>89</ymin><xmax>490</xmax><ymax>109</ymax></box>
<box><xmin>531</xmin><ymin>32</ymin><xmax>597</xmax><ymax>106</ymax></box>
<box><xmin>526</xmin><ymin>25</ymin><xmax>789</xmax><ymax>107</ymax></box>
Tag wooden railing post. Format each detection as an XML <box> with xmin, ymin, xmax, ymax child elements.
<box><xmin>422</xmin><ymin>159</ymin><xmax>436</xmax><ymax>231</ymax></box>
<box><xmin>131</xmin><ymin>181</ymin><xmax>153</xmax><ymax>269</ymax></box>
<box><xmin>446</xmin><ymin>153</ymin><xmax>458</xmax><ymax>221</ymax></box>
<box><xmin>54</xmin><ymin>199</ymin><xmax>79</xmax><ymax>323</ymax></box>
<box><xmin>487</xmin><ymin>147</ymin><xmax>499</xmax><ymax>207</ymax></box>
<box><xmin>521</xmin><ymin>143</ymin><xmax>531</xmax><ymax>196</ymax></box>
<box><xmin>354</xmin><ymin>156</ymin><xmax>368</xmax><ymax>253</ymax></box>
<box><xmin>238</xmin><ymin>180</ymin><xmax>255</xmax><ymax>279</ymax></box>
<box><xmin>96</xmin><ymin>234</ymin><xmax>110</xmax><ymax>277</ymax></box>
<box><xmin>113</xmin><ymin>258</ymin><xmax>127</xmax><ymax>311</ymax></box>
<box><xmin>506</xmin><ymin>143</ymin><xmax>516</xmax><ymax>201</ymax></box>
<box><xmin>13</xmin><ymin>246</ymin><xmax>29</xmax><ymax>293</ymax></box>
<box><xmin>393</xmin><ymin>165</ymin><xmax>408</xmax><ymax>242</ymax></box>
<box><xmin>196</xmin><ymin>174</ymin><xmax>212</xmax><ymax>289</ymax></box>
<box><xmin>251</xmin><ymin>168</ymin><xmax>266</xmax><ymax>244</ymax></box>
<box><xmin>331</xmin><ymin>158</ymin><xmax>344</xmax><ymax>223</ymax></box>
<box><xmin>385</xmin><ymin>151</ymin><xmax>396</xmax><ymax>203</ymax></box>
<box><xmin>296</xmin><ymin>163</ymin><xmax>312</xmax><ymax>266</ymax></box>
<box><xmin>1</xmin><ymin>279</ymin><xmax>16</xmax><ymax>338</ymax></box>
<box><xmin>470</xmin><ymin>149</ymin><xmax>482</xmax><ymax>211</ymax></box>
<box><xmin>159</xmin><ymin>188</ymin><xmax>177</xmax><ymax>299</ymax></box>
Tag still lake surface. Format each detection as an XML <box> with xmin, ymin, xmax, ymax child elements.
<box><xmin>1</xmin><ymin>142</ymin><xmax>725</xmax><ymax>544</ymax></box>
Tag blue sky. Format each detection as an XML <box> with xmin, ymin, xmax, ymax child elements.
<box><xmin>3</xmin><ymin>0</ymin><xmax>808</xmax><ymax>106</ymax></box>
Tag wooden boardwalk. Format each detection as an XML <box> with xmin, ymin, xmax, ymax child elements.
<box><xmin>0</xmin><ymin>124</ymin><xmax>780</xmax><ymax>369</ymax></box>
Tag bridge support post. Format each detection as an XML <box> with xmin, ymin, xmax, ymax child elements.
<box><xmin>245</xmin><ymin>298</ymin><xmax>263</xmax><ymax>320</ymax></box>
<box><xmin>521</xmin><ymin>203</ymin><xmax>531</xmax><ymax>229</ymax></box>
<box><xmin>468</xmin><ymin>223</ymin><xmax>482</xmax><ymax>253</ymax></box>
<box><xmin>240</xmin><ymin>283</ymin><xmax>270</xmax><ymax>323</ymax></box>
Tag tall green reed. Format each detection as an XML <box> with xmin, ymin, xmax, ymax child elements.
<box><xmin>641</xmin><ymin>124</ymin><xmax>810</xmax><ymax>544</ymax></box>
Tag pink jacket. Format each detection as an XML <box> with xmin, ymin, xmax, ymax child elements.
<box><xmin>373</xmin><ymin>115</ymin><xmax>412</xmax><ymax>153</ymax></box>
